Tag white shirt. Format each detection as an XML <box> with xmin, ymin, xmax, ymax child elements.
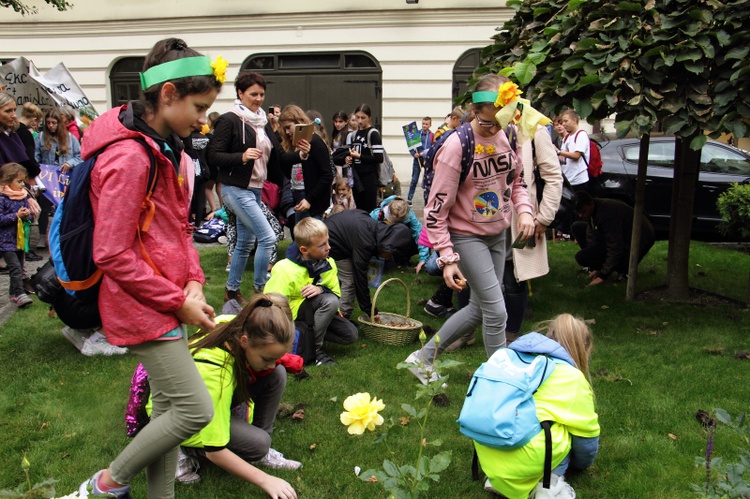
<box><xmin>562</xmin><ymin>130</ymin><xmax>590</xmax><ymax>186</ymax></box>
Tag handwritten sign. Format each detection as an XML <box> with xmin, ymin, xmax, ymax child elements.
<box><xmin>0</xmin><ymin>57</ymin><xmax>97</xmax><ymax>117</ymax></box>
<box><xmin>36</xmin><ymin>163</ymin><xmax>70</xmax><ymax>207</ymax></box>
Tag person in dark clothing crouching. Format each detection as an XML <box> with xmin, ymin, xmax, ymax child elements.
<box><xmin>571</xmin><ymin>192</ymin><xmax>655</xmax><ymax>286</ymax></box>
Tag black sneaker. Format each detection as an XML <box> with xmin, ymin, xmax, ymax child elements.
<box><xmin>314</xmin><ymin>351</ymin><xmax>336</xmax><ymax>366</ymax></box>
<box><xmin>423</xmin><ymin>300</ymin><xmax>455</xmax><ymax>318</ymax></box>
<box><xmin>25</xmin><ymin>250</ymin><xmax>43</xmax><ymax>262</ymax></box>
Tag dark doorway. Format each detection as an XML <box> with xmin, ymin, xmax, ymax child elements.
<box><xmin>241</xmin><ymin>51</ymin><xmax>382</xmax><ymax>134</ymax></box>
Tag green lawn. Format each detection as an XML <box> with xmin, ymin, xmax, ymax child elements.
<box><xmin>0</xmin><ymin>240</ymin><xmax>748</xmax><ymax>498</ymax></box>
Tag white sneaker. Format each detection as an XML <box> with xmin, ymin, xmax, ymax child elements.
<box><xmin>217</xmin><ymin>235</ymin><xmax>228</xmax><ymax>245</ymax></box>
<box><xmin>530</xmin><ymin>474</ymin><xmax>576</xmax><ymax>499</ymax></box>
<box><xmin>176</xmin><ymin>448</ymin><xmax>201</xmax><ymax>484</ymax></box>
<box><xmin>81</xmin><ymin>332</ymin><xmax>129</xmax><ymax>357</ymax></box>
<box><xmin>405</xmin><ymin>350</ymin><xmax>444</xmax><ymax>386</ymax></box>
<box><xmin>61</xmin><ymin>326</ymin><xmax>92</xmax><ymax>352</ymax></box>
<box><xmin>484</xmin><ymin>478</ymin><xmax>501</xmax><ymax>495</ymax></box>
<box><xmin>253</xmin><ymin>448</ymin><xmax>302</xmax><ymax>470</ymax></box>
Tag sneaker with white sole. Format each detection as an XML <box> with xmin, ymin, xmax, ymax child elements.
<box><xmin>78</xmin><ymin>469</ymin><xmax>132</xmax><ymax>498</ymax></box>
<box><xmin>176</xmin><ymin>448</ymin><xmax>201</xmax><ymax>484</ymax></box>
<box><xmin>81</xmin><ymin>332</ymin><xmax>129</xmax><ymax>357</ymax></box>
<box><xmin>10</xmin><ymin>293</ymin><xmax>33</xmax><ymax>308</ymax></box>
<box><xmin>61</xmin><ymin>326</ymin><xmax>93</xmax><ymax>352</ymax></box>
<box><xmin>253</xmin><ymin>448</ymin><xmax>302</xmax><ymax>470</ymax></box>
<box><xmin>405</xmin><ymin>350</ymin><xmax>444</xmax><ymax>386</ymax></box>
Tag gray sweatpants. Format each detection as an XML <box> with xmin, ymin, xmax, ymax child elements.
<box><xmin>419</xmin><ymin>232</ymin><xmax>508</xmax><ymax>363</ymax></box>
<box><xmin>110</xmin><ymin>332</ymin><xmax>213</xmax><ymax>498</ymax></box>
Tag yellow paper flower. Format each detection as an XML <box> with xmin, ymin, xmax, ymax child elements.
<box><xmin>486</xmin><ymin>145</ymin><xmax>496</xmax><ymax>155</ymax></box>
<box><xmin>474</xmin><ymin>144</ymin><xmax>485</xmax><ymax>155</ymax></box>
<box><xmin>211</xmin><ymin>55</ymin><xmax>228</xmax><ymax>84</ymax></box>
<box><xmin>494</xmin><ymin>81</ymin><xmax>522</xmax><ymax>108</ymax></box>
<box><xmin>340</xmin><ymin>392</ymin><xmax>385</xmax><ymax>435</ymax></box>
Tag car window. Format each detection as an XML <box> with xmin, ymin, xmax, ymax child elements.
<box><xmin>700</xmin><ymin>144</ymin><xmax>750</xmax><ymax>175</ymax></box>
<box><xmin>623</xmin><ymin>142</ymin><xmax>675</xmax><ymax>168</ymax></box>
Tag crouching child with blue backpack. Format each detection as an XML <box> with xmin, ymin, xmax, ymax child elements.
<box><xmin>457</xmin><ymin>313</ymin><xmax>599</xmax><ymax>498</ymax></box>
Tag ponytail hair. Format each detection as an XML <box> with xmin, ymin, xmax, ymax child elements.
<box><xmin>536</xmin><ymin>313</ymin><xmax>593</xmax><ymax>382</ymax></box>
<box><xmin>189</xmin><ymin>293</ymin><xmax>294</xmax><ymax>402</ymax></box>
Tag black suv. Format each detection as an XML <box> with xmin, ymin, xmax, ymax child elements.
<box><xmin>588</xmin><ymin>135</ymin><xmax>750</xmax><ymax>239</ymax></box>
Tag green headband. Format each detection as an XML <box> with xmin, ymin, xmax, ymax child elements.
<box><xmin>140</xmin><ymin>56</ymin><xmax>213</xmax><ymax>91</ymax></box>
<box><xmin>472</xmin><ymin>91</ymin><xmax>499</xmax><ymax>104</ymax></box>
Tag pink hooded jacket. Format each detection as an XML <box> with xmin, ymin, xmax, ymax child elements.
<box><xmin>84</xmin><ymin>105</ymin><xmax>203</xmax><ymax>346</ymax></box>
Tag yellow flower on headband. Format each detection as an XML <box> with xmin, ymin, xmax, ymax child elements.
<box><xmin>211</xmin><ymin>56</ymin><xmax>228</xmax><ymax>84</ymax></box>
<box><xmin>494</xmin><ymin>81</ymin><xmax>522</xmax><ymax>108</ymax></box>
<box><xmin>475</xmin><ymin>144</ymin><xmax>485</xmax><ymax>154</ymax></box>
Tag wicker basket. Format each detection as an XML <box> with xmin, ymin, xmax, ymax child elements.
<box><xmin>358</xmin><ymin>278</ymin><xmax>423</xmax><ymax>346</ymax></box>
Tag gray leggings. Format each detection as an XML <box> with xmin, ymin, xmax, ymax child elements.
<box><xmin>420</xmin><ymin>232</ymin><xmax>508</xmax><ymax>362</ymax></box>
<box><xmin>110</xmin><ymin>333</ymin><xmax>213</xmax><ymax>498</ymax></box>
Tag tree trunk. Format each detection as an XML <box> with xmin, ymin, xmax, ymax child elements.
<box><xmin>626</xmin><ymin>134</ymin><xmax>650</xmax><ymax>301</ymax></box>
<box><xmin>666</xmin><ymin>134</ymin><xmax>701</xmax><ymax>301</ymax></box>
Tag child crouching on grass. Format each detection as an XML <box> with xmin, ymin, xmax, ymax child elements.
<box><xmin>0</xmin><ymin>162</ymin><xmax>39</xmax><ymax>308</ymax></box>
<box><xmin>265</xmin><ymin>217</ymin><xmax>358</xmax><ymax>366</ymax></box>
<box><xmin>180</xmin><ymin>293</ymin><xmax>300</xmax><ymax>499</ymax></box>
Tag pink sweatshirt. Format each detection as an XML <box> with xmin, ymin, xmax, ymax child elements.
<box><xmin>424</xmin><ymin>127</ymin><xmax>532</xmax><ymax>257</ymax></box>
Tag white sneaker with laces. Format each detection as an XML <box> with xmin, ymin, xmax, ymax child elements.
<box><xmin>405</xmin><ymin>350</ymin><xmax>445</xmax><ymax>387</ymax></box>
<box><xmin>81</xmin><ymin>331</ymin><xmax>129</xmax><ymax>357</ymax></box>
<box><xmin>61</xmin><ymin>326</ymin><xmax>92</xmax><ymax>352</ymax></box>
<box><xmin>254</xmin><ymin>448</ymin><xmax>302</xmax><ymax>470</ymax></box>
<box><xmin>176</xmin><ymin>448</ymin><xmax>201</xmax><ymax>484</ymax></box>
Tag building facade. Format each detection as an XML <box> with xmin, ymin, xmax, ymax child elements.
<box><xmin>0</xmin><ymin>1</ymin><xmax>512</xmax><ymax>180</ymax></box>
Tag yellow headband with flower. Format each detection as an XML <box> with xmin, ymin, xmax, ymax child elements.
<box><xmin>140</xmin><ymin>55</ymin><xmax>228</xmax><ymax>91</ymax></box>
<box><xmin>493</xmin><ymin>80</ymin><xmax>552</xmax><ymax>143</ymax></box>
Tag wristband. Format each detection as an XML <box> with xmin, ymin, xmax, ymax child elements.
<box><xmin>436</xmin><ymin>253</ymin><xmax>461</xmax><ymax>269</ymax></box>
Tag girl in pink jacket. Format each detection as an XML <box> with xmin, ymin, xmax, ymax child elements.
<box><xmin>75</xmin><ymin>39</ymin><xmax>224</xmax><ymax>499</ymax></box>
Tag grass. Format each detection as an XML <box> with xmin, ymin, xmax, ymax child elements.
<box><xmin>0</xmin><ymin>239</ymin><xmax>748</xmax><ymax>498</ymax></box>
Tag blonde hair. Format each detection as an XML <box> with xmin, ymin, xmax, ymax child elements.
<box><xmin>294</xmin><ymin>217</ymin><xmax>328</xmax><ymax>248</ymax></box>
<box><xmin>388</xmin><ymin>197</ymin><xmax>409</xmax><ymax>224</ymax></box>
<box><xmin>0</xmin><ymin>92</ymin><xmax>18</xmax><ymax>132</ymax></box>
<box><xmin>278</xmin><ymin>104</ymin><xmax>310</xmax><ymax>153</ymax></box>
<box><xmin>335</xmin><ymin>177</ymin><xmax>351</xmax><ymax>192</ymax></box>
<box><xmin>536</xmin><ymin>313</ymin><xmax>593</xmax><ymax>380</ymax></box>
<box><xmin>21</xmin><ymin>103</ymin><xmax>43</xmax><ymax>120</ymax></box>
<box><xmin>561</xmin><ymin>109</ymin><xmax>580</xmax><ymax>124</ymax></box>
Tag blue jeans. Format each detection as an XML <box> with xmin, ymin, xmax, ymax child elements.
<box><xmin>407</xmin><ymin>158</ymin><xmax>421</xmax><ymax>202</ymax></box>
<box><xmin>222</xmin><ymin>185</ymin><xmax>276</xmax><ymax>291</ymax></box>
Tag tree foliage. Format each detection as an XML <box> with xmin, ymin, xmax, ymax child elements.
<box><xmin>472</xmin><ymin>0</ymin><xmax>750</xmax><ymax>149</ymax></box>
<box><xmin>0</xmin><ymin>0</ymin><xmax>72</xmax><ymax>15</ymax></box>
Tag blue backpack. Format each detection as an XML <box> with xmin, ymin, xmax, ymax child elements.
<box><xmin>49</xmin><ymin>138</ymin><xmax>158</xmax><ymax>305</ymax></box>
<box><xmin>457</xmin><ymin>347</ymin><xmax>557</xmax><ymax>488</ymax></box>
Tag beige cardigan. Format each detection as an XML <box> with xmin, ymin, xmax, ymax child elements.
<box><xmin>510</xmin><ymin>125</ymin><xmax>564</xmax><ymax>282</ymax></box>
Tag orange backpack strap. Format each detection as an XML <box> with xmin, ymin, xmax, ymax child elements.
<box><xmin>134</xmin><ymin>137</ymin><xmax>162</xmax><ymax>277</ymax></box>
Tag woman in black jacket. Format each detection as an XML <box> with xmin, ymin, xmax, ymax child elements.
<box><xmin>277</xmin><ymin>104</ymin><xmax>333</xmax><ymax>227</ymax></box>
<box><xmin>207</xmin><ymin>71</ymin><xmax>291</xmax><ymax>301</ymax></box>
<box><xmin>341</xmin><ymin>103</ymin><xmax>382</xmax><ymax>212</ymax></box>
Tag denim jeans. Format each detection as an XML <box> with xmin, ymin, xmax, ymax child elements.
<box><xmin>407</xmin><ymin>158</ymin><xmax>421</xmax><ymax>202</ymax></box>
<box><xmin>222</xmin><ymin>185</ymin><xmax>276</xmax><ymax>291</ymax></box>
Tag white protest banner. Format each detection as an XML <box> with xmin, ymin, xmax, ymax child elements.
<box><xmin>0</xmin><ymin>57</ymin><xmax>97</xmax><ymax>116</ymax></box>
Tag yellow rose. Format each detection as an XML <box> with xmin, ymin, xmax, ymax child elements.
<box><xmin>211</xmin><ymin>55</ymin><xmax>229</xmax><ymax>84</ymax></box>
<box><xmin>486</xmin><ymin>145</ymin><xmax>496</xmax><ymax>155</ymax></box>
<box><xmin>340</xmin><ymin>392</ymin><xmax>385</xmax><ymax>435</ymax></box>
<box><xmin>474</xmin><ymin>144</ymin><xmax>485</xmax><ymax>154</ymax></box>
